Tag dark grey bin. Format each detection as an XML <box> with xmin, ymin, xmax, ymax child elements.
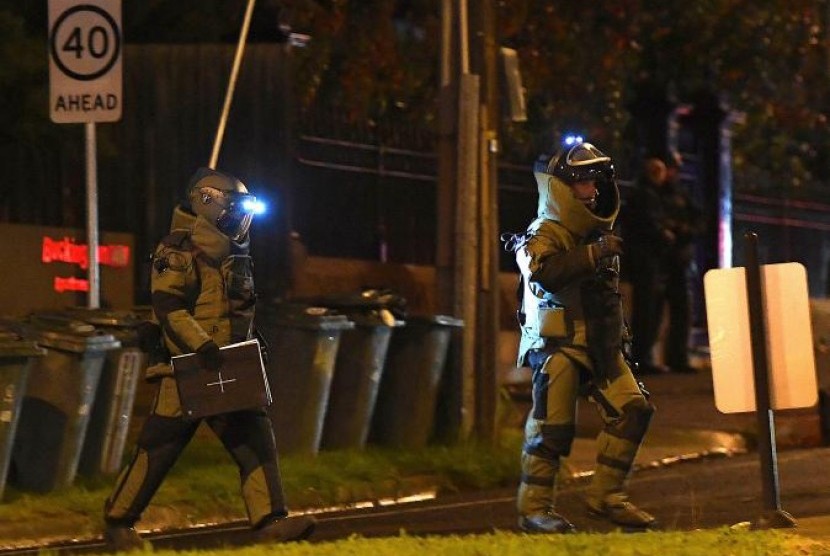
<box><xmin>10</xmin><ymin>314</ymin><xmax>119</xmax><ymax>492</ymax></box>
<box><xmin>0</xmin><ymin>324</ymin><xmax>45</xmax><ymax>500</ymax></box>
<box><xmin>369</xmin><ymin>315</ymin><xmax>463</xmax><ymax>449</ymax></box>
<box><xmin>320</xmin><ymin>312</ymin><xmax>402</xmax><ymax>451</ymax></box>
<box><xmin>66</xmin><ymin>308</ymin><xmax>147</xmax><ymax>477</ymax></box>
<box><xmin>259</xmin><ymin>305</ymin><xmax>354</xmax><ymax>456</ymax></box>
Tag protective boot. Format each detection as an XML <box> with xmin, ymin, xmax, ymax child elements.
<box><xmin>103</xmin><ymin>523</ymin><xmax>145</xmax><ymax>552</ymax></box>
<box><xmin>586</xmin><ymin>449</ymin><xmax>655</xmax><ymax>528</ymax></box>
<box><xmin>252</xmin><ymin>515</ymin><xmax>316</xmax><ymax>543</ymax></box>
<box><xmin>586</xmin><ymin>394</ymin><xmax>655</xmax><ymax>529</ymax></box>
<box><xmin>517</xmin><ymin>453</ymin><xmax>575</xmax><ymax>534</ymax></box>
<box><xmin>519</xmin><ymin>510</ymin><xmax>576</xmax><ymax>534</ymax></box>
<box><xmin>587</xmin><ymin>492</ymin><xmax>656</xmax><ymax>529</ymax></box>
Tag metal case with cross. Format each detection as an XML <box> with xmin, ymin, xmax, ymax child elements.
<box><xmin>172</xmin><ymin>339</ymin><xmax>271</xmax><ymax>419</ymax></box>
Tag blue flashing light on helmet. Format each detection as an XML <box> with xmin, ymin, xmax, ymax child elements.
<box><xmin>242</xmin><ymin>197</ymin><xmax>267</xmax><ymax>215</ymax></box>
<box><xmin>563</xmin><ymin>134</ymin><xmax>584</xmax><ymax>147</ymax></box>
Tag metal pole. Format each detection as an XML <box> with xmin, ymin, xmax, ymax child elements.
<box><xmin>440</xmin><ymin>0</ymin><xmax>452</xmax><ymax>87</ymax></box>
<box><xmin>457</xmin><ymin>0</ymin><xmax>469</xmax><ymax>74</ymax></box>
<box><xmin>209</xmin><ymin>0</ymin><xmax>257</xmax><ymax>169</ymax></box>
<box><xmin>744</xmin><ymin>231</ymin><xmax>795</xmax><ymax>529</ymax></box>
<box><xmin>85</xmin><ymin>122</ymin><xmax>100</xmax><ymax>309</ymax></box>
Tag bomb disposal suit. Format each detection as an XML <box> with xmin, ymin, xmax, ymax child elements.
<box><xmin>511</xmin><ymin>143</ymin><xmax>656</xmax><ymax>533</ymax></box>
<box><xmin>104</xmin><ymin>168</ymin><xmax>314</xmax><ymax>547</ymax></box>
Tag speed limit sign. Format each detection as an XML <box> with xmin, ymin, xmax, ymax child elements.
<box><xmin>48</xmin><ymin>0</ymin><xmax>122</xmax><ymax>123</ymax></box>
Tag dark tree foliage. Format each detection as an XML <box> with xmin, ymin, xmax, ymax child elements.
<box><xmin>3</xmin><ymin>0</ymin><xmax>830</xmax><ymax>195</ymax></box>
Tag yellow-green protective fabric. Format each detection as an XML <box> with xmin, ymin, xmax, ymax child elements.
<box><xmin>105</xmin><ymin>205</ymin><xmax>285</xmax><ymax>530</ymax></box>
<box><xmin>514</xmin><ymin>169</ymin><xmax>653</xmax><ymax>519</ymax></box>
<box><xmin>146</xmin><ymin>206</ymin><xmax>256</xmax><ymax>378</ymax></box>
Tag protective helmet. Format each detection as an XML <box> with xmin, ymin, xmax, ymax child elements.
<box><xmin>185</xmin><ymin>167</ymin><xmax>261</xmax><ymax>241</ymax></box>
<box><xmin>548</xmin><ymin>141</ymin><xmax>615</xmax><ymax>186</ymax></box>
<box><xmin>533</xmin><ymin>140</ymin><xmax>620</xmax><ymax>232</ymax></box>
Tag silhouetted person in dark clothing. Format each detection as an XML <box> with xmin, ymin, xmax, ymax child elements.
<box><xmin>658</xmin><ymin>151</ymin><xmax>704</xmax><ymax>373</ymax></box>
<box><xmin>621</xmin><ymin>156</ymin><xmax>674</xmax><ymax>375</ymax></box>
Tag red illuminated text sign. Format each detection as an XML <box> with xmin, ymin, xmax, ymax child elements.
<box><xmin>42</xmin><ymin>237</ymin><xmax>130</xmax><ymax>269</ymax></box>
<box><xmin>54</xmin><ymin>276</ymin><xmax>89</xmax><ymax>293</ymax></box>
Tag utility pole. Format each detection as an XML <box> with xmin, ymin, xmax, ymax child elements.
<box><xmin>454</xmin><ymin>0</ymin><xmax>481</xmax><ymax>440</ymax></box>
<box><xmin>470</xmin><ymin>0</ymin><xmax>499</xmax><ymax>442</ymax></box>
<box><xmin>436</xmin><ymin>0</ymin><xmax>500</xmax><ymax>441</ymax></box>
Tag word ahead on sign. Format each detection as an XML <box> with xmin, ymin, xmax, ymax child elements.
<box><xmin>48</xmin><ymin>0</ymin><xmax>122</xmax><ymax>123</ymax></box>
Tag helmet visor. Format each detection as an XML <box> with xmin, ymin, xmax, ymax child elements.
<box><xmin>200</xmin><ymin>187</ymin><xmax>261</xmax><ymax>240</ymax></box>
<box><xmin>551</xmin><ymin>142</ymin><xmax>615</xmax><ymax>185</ymax></box>
<box><xmin>217</xmin><ymin>211</ymin><xmax>254</xmax><ymax>241</ymax></box>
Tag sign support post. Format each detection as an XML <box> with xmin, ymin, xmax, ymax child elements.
<box><xmin>743</xmin><ymin>231</ymin><xmax>796</xmax><ymax>529</ymax></box>
<box><xmin>85</xmin><ymin>122</ymin><xmax>100</xmax><ymax>308</ymax></box>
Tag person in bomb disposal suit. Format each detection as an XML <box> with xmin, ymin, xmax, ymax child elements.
<box><xmin>103</xmin><ymin>168</ymin><xmax>315</xmax><ymax>550</ymax></box>
<box><xmin>507</xmin><ymin>141</ymin><xmax>656</xmax><ymax>533</ymax></box>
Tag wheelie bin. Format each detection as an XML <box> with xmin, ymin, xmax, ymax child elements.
<box><xmin>320</xmin><ymin>310</ymin><xmax>403</xmax><ymax>450</ymax></box>
<box><xmin>0</xmin><ymin>320</ymin><xmax>45</xmax><ymax>500</ymax></box>
<box><xmin>369</xmin><ymin>315</ymin><xmax>463</xmax><ymax>449</ymax></box>
<box><xmin>65</xmin><ymin>308</ymin><xmax>147</xmax><ymax>476</ymax></box>
<box><xmin>258</xmin><ymin>303</ymin><xmax>354</xmax><ymax>455</ymax></box>
<box><xmin>10</xmin><ymin>313</ymin><xmax>120</xmax><ymax>492</ymax></box>
<box><xmin>309</xmin><ymin>289</ymin><xmax>405</xmax><ymax>451</ymax></box>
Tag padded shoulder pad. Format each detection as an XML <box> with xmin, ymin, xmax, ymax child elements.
<box><xmin>160</xmin><ymin>230</ymin><xmax>191</xmax><ymax>249</ymax></box>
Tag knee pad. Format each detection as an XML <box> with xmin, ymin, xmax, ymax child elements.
<box><xmin>524</xmin><ymin>423</ymin><xmax>576</xmax><ymax>460</ymax></box>
<box><xmin>610</xmin><ymin>397</ymin><xmax>655</xmax><ymax>443</ymax></box>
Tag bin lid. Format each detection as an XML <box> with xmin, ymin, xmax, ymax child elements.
<box><xmin>64</xmin><ymin>307</ymin><xmax>143</xmax><ymax>328</ymax></box>
<box><xmin>262</xmin><ymin>304</ymin><xmax>355</xmax><ymax>331</ymax></box>
<box><xmin>0</xmin><ymin>340</ymin><xmax>47</xmax><ymax>358</ymax></box>
<box><xmin>348</xmin><ymin>309</ymin><xmax>404</xmax><ymax>328</ymax></box>
<box><xmin>26</xmin><ymin>312</ymin><xmax>122</xmax><ymax>353</ymax></box>
<box><xmin>406</xmin><ymin>314</ymin><xmax>464</xmax><ymax>327</ymax></box>
<box><xmin>34</xmin><ymin>329</ymin><xmax>121</xmax><ymax>353</ymax></box>
<box><xmin>300</xmin><ymin>288</ymin><xmax>408</xmax><ymax>318</ymax></box>
<box><xmin>29</xmin><ymin>312</ymin><xmax>95</xmax><ymax>334</ymax></box>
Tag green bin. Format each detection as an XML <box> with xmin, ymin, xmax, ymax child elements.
<box><xmin>259</xmin><ymin>304</ymin><xmax>354</xmax><ymax>456</ymax></box>
<box><xmin>0</xmin><ymin>323</ymin><xmax>45</xmax><ymax>500</ymax></box>
<box><xmin>66</xmin><ymin>308</ymin><xmax>147</xmax><ymax>477</ymax></box>
<box><xmin>369</xmin><ymin>315</ymin><xmax>463</xmax><ymax>449</ymax></box>
<box><xmin>320</xmin><ymin>311</ymin><xmax>402</xmax><ymax>451</ymax></box>
<box><xmin>10</xmin><ymin>314</ymin><xmax>120</xmax><ymax>492</ymax></box>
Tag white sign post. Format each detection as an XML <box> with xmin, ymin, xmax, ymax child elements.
<box><xmin>48</xmin><ymin>0</ymin><xmax>122</xmax><ymax>309</ymax></box>
<box><xmin>704</xmin><ymin>233</ymin><xmax>812</xmax><ymax>529</ymax></box>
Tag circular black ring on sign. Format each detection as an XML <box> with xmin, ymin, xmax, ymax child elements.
<box><xmin>50</xmin><ymin>4</ymin><xmax>121</xmax><ymax>82</ymax></box>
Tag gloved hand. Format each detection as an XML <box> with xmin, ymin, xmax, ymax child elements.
<box><xmin>196</xmin><ymin>340</ymin><xmax>224</xmax><ymax>372</ymax></box>
<box><xmin>589</xmin><ymin>234</ymin><xmax>623</xmax><ymax>264</ymax></box>
<box><xmin>136</xmin><ymin>321</ymin><xmax>162</xmax><ymax>353</ymax></box>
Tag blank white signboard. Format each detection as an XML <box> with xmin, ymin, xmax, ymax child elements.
<box><xmin>704</xmin><ymin>263</ymin><xmax>817</xmax><ymax>414</ymax></box>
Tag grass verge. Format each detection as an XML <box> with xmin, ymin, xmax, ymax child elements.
<box><xmin>0</xmin><ymin>428</ymin><xmax>525</xmax><ymax>544</ymax></box>
<box><xmin>114</xmin><ymin>529</ymin><xmax>830</xmax><ymax>556</ymax></box>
